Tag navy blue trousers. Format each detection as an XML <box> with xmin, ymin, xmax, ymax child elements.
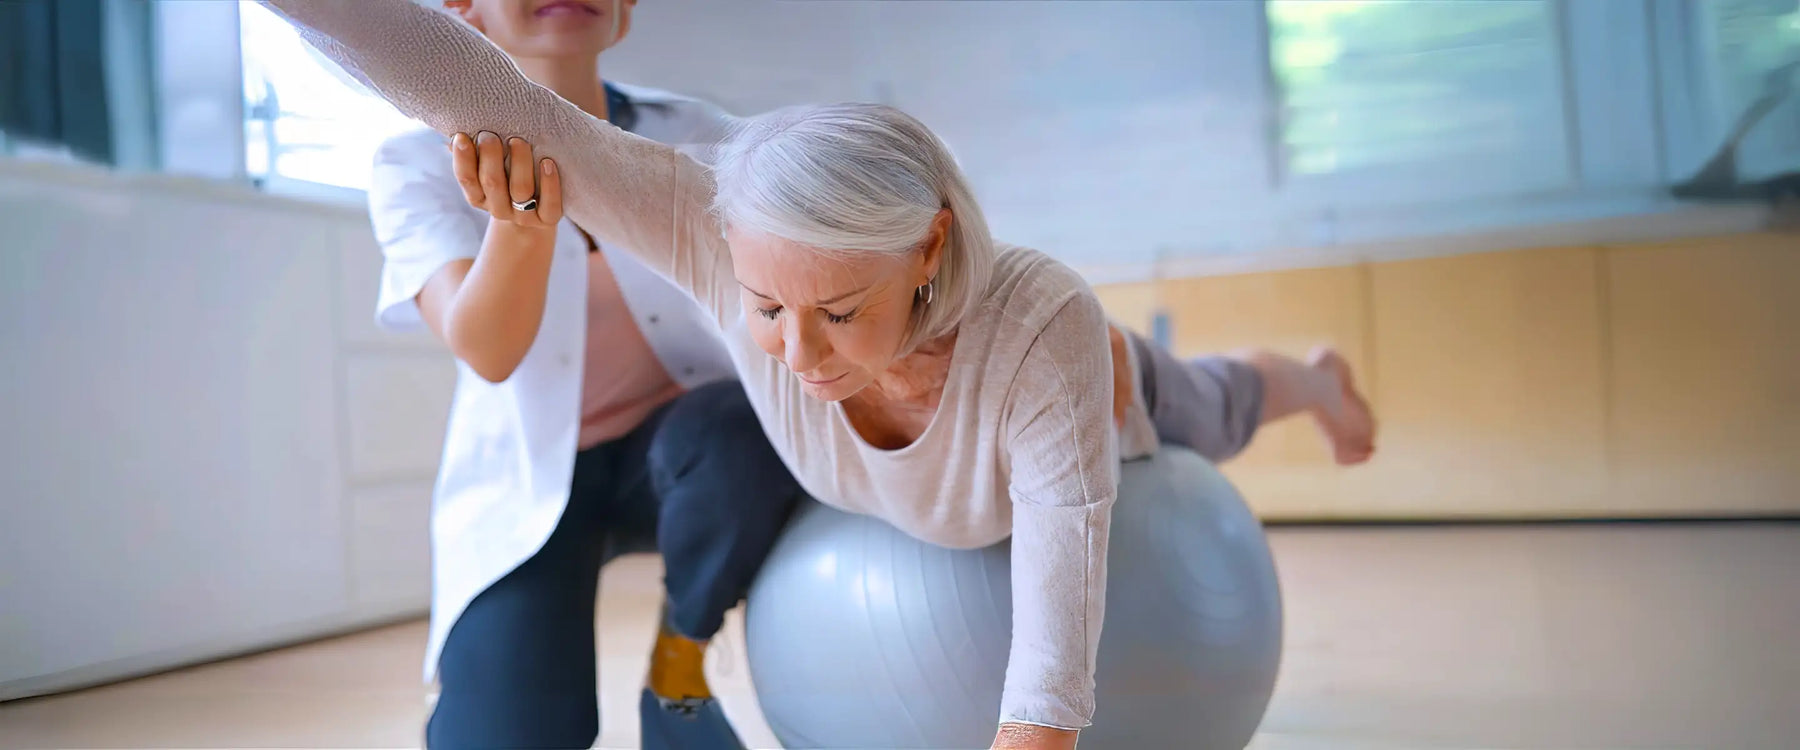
<box><xmin>426</xmin><ymin>380</ymin><xmax>803</xmax><ymax>749</ymax></box>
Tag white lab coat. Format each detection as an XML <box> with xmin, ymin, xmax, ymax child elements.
<box><xmin>365</xmin><ymin>83</ymin><xmax>739</xmax><ymax>681</ymax></box>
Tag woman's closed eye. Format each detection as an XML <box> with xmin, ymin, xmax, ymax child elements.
<box><xmin>754</xmin><ymin>305</ymin><xmax>858</xmax><ymax>324</ymax></box>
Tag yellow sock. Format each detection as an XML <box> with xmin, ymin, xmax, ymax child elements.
<box><xmin>648</xmin><ymin>623</ymin><xmax>713</xmax><ymax>701</ymax></box>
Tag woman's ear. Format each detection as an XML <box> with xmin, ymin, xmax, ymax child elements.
<box><xmin>919</xmin><ymin>207</ymin><xmax>952</xmax><ymax>284</ymax></box>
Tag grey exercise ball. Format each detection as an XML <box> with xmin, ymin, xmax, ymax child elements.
<box><xmin>744</xmin><ymin>446</ymin><xmax>1283</xmax><ymax>749</ymax></box>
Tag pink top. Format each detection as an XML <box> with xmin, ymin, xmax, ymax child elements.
<box><xmin>577</xmin><ymin>248</ymin><xmax>685</xmax><ymax>449</ymax></box>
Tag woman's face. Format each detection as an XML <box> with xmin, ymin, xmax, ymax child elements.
<box><xmin>445</xmin><ymin>0</ymin><xmax>634</xmax><ymax>59</ymax></box>
<box><xmin>728</xmin><ymin>215</ymin><xmax>948</xmax><ymax>402</ymax></box>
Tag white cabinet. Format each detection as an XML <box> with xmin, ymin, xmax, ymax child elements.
<box><xmin>0</xmin><ymin>161</ymin><xmax>450</xmax><ymax>700</ymax></box>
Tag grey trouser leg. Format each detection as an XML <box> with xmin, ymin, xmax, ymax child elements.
<box><xmin>1128</xmin><ymin>332</ymin><xmax>1265</xmax><ymax>462</ymax></box>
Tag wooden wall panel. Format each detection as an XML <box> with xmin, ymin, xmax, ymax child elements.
<box><xmin>1090</xmin><ymin>232</ymin><xmax>1798</xmax><ymax>519</ymax></box>
<box><xmin>1092</xmin><ymin>281</ymin><xmax>1159</xmax><ymax>333</ymax></box>
<box><xmin>1361</xmin><ymin>247</ymin><xmax>1611</xmax><ymax>518</ymax></box>
<box><xmin>1604</xmin><ymin>234</ymin><xmax>1800</xmax><ymax>515</ymax></box>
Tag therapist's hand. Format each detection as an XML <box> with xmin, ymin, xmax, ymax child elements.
<box><xmin>450</xmin><ymin>131</ymin><xmax>562</xmax><ymax>232</ymax></box>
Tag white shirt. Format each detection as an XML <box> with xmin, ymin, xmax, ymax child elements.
<box><xmin>364</xmin><ymin>83</ymin><xmax>739</xmax><ymax>681</ymax></box>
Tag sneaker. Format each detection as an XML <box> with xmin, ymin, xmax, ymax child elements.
<box><xmin>639</xmin><ymin>687</ymin><xmax>745</xmax><ymax>750</ymax></box>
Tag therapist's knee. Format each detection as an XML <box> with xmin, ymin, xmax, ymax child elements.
<box><xmin>649</xmin><ymin>380</ymin><xmax>792</xmax><ymax>500</ymax></box>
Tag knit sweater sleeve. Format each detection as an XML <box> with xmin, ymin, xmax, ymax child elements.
<box><xmin>999</xmin><ymin>291</ymin><xmax>1120</xmax><ymax>729</ymax></box>
<box><xmin>258</xmin><ymin>0</ymin><xmax>738</xmax><ymax>321</ymax></box>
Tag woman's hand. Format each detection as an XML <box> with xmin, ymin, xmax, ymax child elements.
<box><xmin>450</xmin><ymin>131</ymin><xmax>562</xmax><ymax>233</ymax></box>
<box><xmin>992</xmin><ymin>723</ymin><xmax>1079</xmax><ymax>750</ymax></box>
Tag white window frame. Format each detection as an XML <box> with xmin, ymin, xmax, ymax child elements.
<box><xmin>151</xmin><ymin>0</ymin><xmax>374</xmax><ymax>208</ymax></box>
<box><xmin>1559</xmin><ymin>0</ymin><xmax>1666</xmax><ymax>189</ymax></box>
<box><xmin>153</xmin><ymin>0</ymin><xmax>247</xmax><ymax>183</ymax></box>
<box><xmin>1649</xmin><ymin>0</ymin><xmax>1800</xmax><ymax>184</ymax></box>
<box><xmin>1652</xmin><ymin>0</ymin><xmax>1723</xmax><ymax>182</ymax></box>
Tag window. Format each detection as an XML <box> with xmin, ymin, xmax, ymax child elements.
<box><xmin>0</xmin><ymin>0</ymin><xmax>157</xmax><ymax>170</ymax></box>
<box><xmin>1694</xmin><ymin>0</ymin><xmax>1800</xmax><ymax>178</ymax></box>
<box><xmin>1266</xmin><ymin>0</ymin><xmax>1572</xmax><ymax>202</ymax></box>
<box><xmin>238</xmin><ymin>0</ymin><xmax>416</xmax><ymax>193</ymax></box>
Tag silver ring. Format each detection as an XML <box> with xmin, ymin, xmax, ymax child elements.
<box><xmin>511</xmin><ymin>198</ymin><xmax>538</xmax><ymax>212</ymax></box>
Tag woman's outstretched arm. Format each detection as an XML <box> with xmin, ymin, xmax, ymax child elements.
<box><xmin>257</xmin><ymin>0</ymin><xmax>736</xmax><ymax>316</ymax></box>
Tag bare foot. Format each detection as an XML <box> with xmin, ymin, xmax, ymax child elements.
<box><xmin>1307</xmin><ymin>347</ymin><xmax>1376</xmax><ymax>465</ymax></box>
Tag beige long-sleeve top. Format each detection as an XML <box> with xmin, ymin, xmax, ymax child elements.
<box><xmin>260</xmin><ymin>0</ymin><xmax>1149</xmax><ymax>729</ymax></box>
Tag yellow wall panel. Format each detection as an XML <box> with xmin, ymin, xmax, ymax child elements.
<box><xmin>1361</xmin><ymin>247</ymin><xmax>1611</xmax><ymax>518</ymax></box>
<box><xmin>1091</xmin><ymin>281</ymin><xmax>1158</xmax><ymax>333</ymax></box>
<box><xmin>1604</xmin><ymin>234</ymin><xmax>1800</xmax><ymax>515</ymax></box>
<box><xmin>1089</xmin><ymin>231</ymin><xmax>1798</xmax><ymax>520</ymax></box>
<box><xmin>1157</xmin><ymin>265</ymin><xmax>1370</xmax><ymax>360</ymax></box>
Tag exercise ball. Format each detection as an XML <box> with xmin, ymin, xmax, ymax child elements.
<box><xmin>744</xmin><ymin>446</ymin><xmax>1282</xmax><ymax>749</ymax></box>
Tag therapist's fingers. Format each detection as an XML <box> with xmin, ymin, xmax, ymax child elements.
<box><xmin>535</xmin><ymin>158</ymin><xmax>564</xmax><ymax>225</ymax></box>
<box><xmin>506</xmin><ymin>137</ymin><xmax>541</xmax><ymax>226</ymax></box>
<box><xmin>450</xmin><ymin>133</ymin><xmax>484</xmax><ymax>209</ymax></box>
<box><xmin>476</xmin><ymin>132</ymin><xmax>512</xmax><ymax>221</ymax></box>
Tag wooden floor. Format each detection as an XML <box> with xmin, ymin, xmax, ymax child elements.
<box><xmin>2</xmin><ymin>522</ymin><xmax>1795</xmax><ymax>749</ymax></box>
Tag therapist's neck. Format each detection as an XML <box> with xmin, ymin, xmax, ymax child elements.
<box><xmin>512</xmin><ymin>55</ymin><xmax>611</xmax><ymax>121</ymax></box>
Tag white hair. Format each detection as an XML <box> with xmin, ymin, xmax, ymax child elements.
<box><xmin>709</xmin><ymin>103</ymin><xmax>995</xmax><ymax>352</ymax></box>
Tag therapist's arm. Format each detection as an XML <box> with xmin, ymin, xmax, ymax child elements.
<box><xmin>417</xmin><ymin>135</ymin><xmax>560</xmax><ymax>384</ymax></box>
<box><xmin>257</xmin><ymin>0</ymin><xmax>737</xmax><ymax>318</ymax></box>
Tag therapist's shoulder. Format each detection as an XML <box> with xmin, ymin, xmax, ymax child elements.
<box><xmin>613</xmin><ymin>82</ymin><xmax>740</xmax><ymax>146</ymax></box>
<box><xmin>367</xmin><ymin>125</ymin><xmax>464</xmax><ymax>213</ymax></box>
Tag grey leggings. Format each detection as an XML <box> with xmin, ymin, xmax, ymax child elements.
<box><xmin>1128</xmin><ymin>332</ymin><xmax>1266</xmax><ymax>463</ymax></box>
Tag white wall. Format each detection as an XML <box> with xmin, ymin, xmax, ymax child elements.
<box><xmin>0</xmin><ymin>158</ymin><xmax>452</xmax><ymax>700</ymax></box>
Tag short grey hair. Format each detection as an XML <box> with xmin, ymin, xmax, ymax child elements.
<box><xmin>709</xmin><ymin>103</ymin><xmax>995</xmax><ymax>353</ymax></box>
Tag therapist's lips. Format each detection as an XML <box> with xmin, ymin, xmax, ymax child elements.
<box><xmin>534</xmin><ymin>0</ymin><xmax>601</xmax><ymax>18</ymax></box>
<box><xmin>799</xmin><ymin>372</ymin><xmax>847</xmax><ymax>386</ymax></box>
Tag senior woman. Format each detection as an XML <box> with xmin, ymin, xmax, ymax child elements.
<box><xmin>258</xmin><ymin>1</ymin><xmax>1373</xmax><ymax>746</ymax></box>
